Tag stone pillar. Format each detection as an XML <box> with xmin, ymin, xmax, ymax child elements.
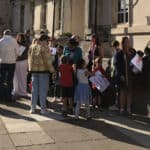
<box><xmin>33</xmin><ymin>0</ymin><xmax>42</xmax><ymax>32</ymax></box>
<box><xmin>84</xmin><ymin>0</ymin><xmax>91</xmax><ymax>35</ymax></box>
<box><xmin>55</xmin><ymin>0</ymin><xmax>60</xmax><ymax>30</ymax></box>
<box><xmin>63</xmin><ymin>0</ymin><xmax>72</xmax><ymax>33</ymax></box>
<box><xmin>46</xmin><ymin>0</ymin><xmax>54</xmax><ymax>36</ymax></box>
<box><xmin>24</xmin><ymin>1</ymin><xmax>30</xmax><ymax>31</ymax></box>
<box><xmin>60</xmin><ymin>0</ymin><xmax>64</xmax><ymax>34</ymax></box>
<box><xmin>12</xmin><ymin>1</ymin><xmax>21</xmax><ymax>33</ymax></box>
<box><xmin>102</xmin><ymin>0</ymin><xmax>112</xmax><ymax>25</ymax></box>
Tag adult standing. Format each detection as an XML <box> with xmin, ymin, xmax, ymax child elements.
<box><xmin>111</xmin><ymin>40</ymin><xmax>120</xmax><ymax>78</ymax></box>
<box><xmin>13</xmin><ymin>33</ymin><xmax>28</xmax><ymax>98</ymax></box>
<box><xmin>0</xmin><ymin>29</ymin><xmax>18</xmax><ymax>101</ymax></box>
<box><xmin>63</xmin><ymin>38</ymin><xmax>83</xmax><ymax>71</ymax></box>
<box><xmin>28</xmin><ymin>34</ymin><xmax>55</xmax><ymax>114</ymax></box>
<box><xmin>116</xmin><ymin>37</ymin><xmax>136</xmax><ymax>115</ymax></box>
<box><xmin>88</xmin><ymin>34</ymin><xmax>104</xmax><ymax>71</ymax></box>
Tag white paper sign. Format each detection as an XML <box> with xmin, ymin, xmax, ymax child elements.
<box><xmin>89</xmin><ymin>71</ymin><xmax>110</xmax><ymax>92</ymax></box>
<box><xmin>131</xmin><ymin>54</ymin><xmax>143</xmax><ymax>72</ymax></box>
<box><xmin>18</xmin><ymin>45</ymin><xmax>26</xmax><ymax>56</ymax></box>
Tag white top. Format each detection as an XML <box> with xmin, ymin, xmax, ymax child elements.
<box><xmin>77</xmin><ymin>69</ymin><xmax>89</xmax><ymax>84</ymax></box>
<box><xmin>0</xmin><ymin>35</ymin><xmax>18</xmax><ymax>64</ymax></box>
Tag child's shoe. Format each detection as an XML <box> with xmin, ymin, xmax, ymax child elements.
<box><xmin>62</xmin><ymin>111</ymin><xmax>67</xmax><ymax>117</ymax></box>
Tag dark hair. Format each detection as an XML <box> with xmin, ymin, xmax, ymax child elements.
<box><xmin>137</xmin><ymin>50</ymin><xmax>144</xmax><ymax>57</ymax></box>
<box><xmin>77</xmin><ymin>59</ymin><xmax>85</xmax><ymax>69</ymax></box>
<box><xmin>39</xmin><ymin>34</ymin><xmax>49</xmax><ymax>42</ymax></box>
<box><xmin>69</xmin><ymin>38</ymin><xmax>78</xmax><ymax>47</ymax></box>
<box><xmin>108</xmin><ymin>59</ymin><xmax>111</xmax><ymax>65</ymax></box>
<box><xmin>92</xmin><ymin>34</ymin><xmax>96</xmax><ymax>39</ymax></box>
<box><xmin>144</xmin><ymin>47</ymin><xmax>150</xmax><ymax>56</ymax></box>
<box><xmin>17</xmin><ymin>33</ymin><xmax>26</xmax><ymax>45</ymax></box>
<box><xmin>40</xmin><ymin>31</ymin><xmax>46</xmax><ymax>35</ymax></box>
<box><xmin>121</xmin><ymin>36</ymin><xmax>129</xmax><ymax>46</ymax></box>
<box><xmin>57</xmin><ymin>45</ymin><xmax>64</xmax><ymax>50</ymax></box>
<box><xmin>61</xmin><ymin>56</ymin><xmax>69</xmax><ymax>64</ymax></box>
<box><xmin>113</xmin><ymin>40</ymin><xmax>120</xmax><ymax>47</ymax></box>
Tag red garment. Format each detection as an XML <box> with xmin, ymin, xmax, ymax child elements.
<box><xmin>94</xmin><ymin>66</ymin><xmax>106</xmax><ymax>76</ymax></box>
<box><xmin>59</xmin><ymin>64</ymin><xmax>74</xmax><ymax>87</ymax></box>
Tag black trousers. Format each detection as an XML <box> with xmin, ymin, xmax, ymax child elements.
<box><xmin>0</xmin><ymin>63</ymin><xmax>15</xmax><ymax>100</ymax></box>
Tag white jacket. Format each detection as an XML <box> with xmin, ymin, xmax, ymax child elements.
<box><xmin>0</xmin><ymin>35</ymin><xmax>18</xmax><ymax>64</ymax></box>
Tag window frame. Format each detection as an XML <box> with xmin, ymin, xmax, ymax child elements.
<box><xmin>118</xmin><ymin>0</ymin><xmax>129</xmax><ymax>24</ymax></box>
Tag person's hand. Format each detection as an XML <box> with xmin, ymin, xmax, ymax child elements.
<box><xmin>52</xmin><ymin>72</ymin><xmax>57</xmax><ymax>80</ymax></box>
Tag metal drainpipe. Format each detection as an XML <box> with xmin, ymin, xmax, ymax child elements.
<box><xmin>60</xmin><ymin>0</ymin><xmax>64</xmax><ymax>34</ymax></box>
<box><xmin>52</xmin><ymin>0</ymin><xmax>56</xmax><ymax>38</ymax></box>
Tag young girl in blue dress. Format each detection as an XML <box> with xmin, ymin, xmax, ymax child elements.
<box><xmin>74</xmin><ymin>59</ymin><xmax>92</xmax><ymax>119</ymax></box>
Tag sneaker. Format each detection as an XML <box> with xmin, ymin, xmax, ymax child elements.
<box><xmin>29</xmin><ymin>107</ymin><xmax>35</xmax><ymax>114</ymax></box>
<box><xmin>127</xmin><ymin>111</ymin><xmax>132</xmax><ymax>116</ymax></box>
<box><xmin>75</xmin><ymin>116</ymin><xmax>79</xmax><ymax>120</ymax></box>
<box><xmin>86</xmin><ymin>116</ymin><xmax>92</xmax><ymax>120</ymax></box>
<box><xmin>68</xmin><ymin>108</ymin><xmax>73</xmax><ymax>115</ymax></box>
<box><xmin>40</xmin><ymin>109</ymin><xmax>49</xmax><ymax>115</ymax></box>
<box><xmin>62</xmin><ymin>111</ymin><xmax>67</xmax><ymax>117</ymax></box>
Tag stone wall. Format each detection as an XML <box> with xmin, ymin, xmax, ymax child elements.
<box><xmin>0</xmin><ymin>0</ymin><xmax>11</xmax><ymax>34</ymax></box>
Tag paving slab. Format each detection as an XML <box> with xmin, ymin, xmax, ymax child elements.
<box><xmin>0</xmin><ymin>124</ymin><xmax>7</xmax><ymax>135</ymax></box>
<box><xmin>0</xmin><ymin>119</ymin><xmax>7</xmax><ymax>134</ymax></box>
<box><xmin>10</xmin><ymin>133</ymin><xmax>32</xmax><ymax>147</ymax></box>
<box><xmin>26</xmin><ymin>131</ymin><xmax>54</xmax><ymax>145</ymax></box>
<box><xmin>1</xmin><ymin>116</ymin><xmax>35</xmax><ymax>124</ymax></box>
<box><xmin>10</xmin><ymin>131</ymin><xmax>54</xmax><ymax>147</ymax></box>
<box><xmin>5</xmin><ymin>122</ymin><xmax>42</xmax><ymax>133</ymax></box>
<box><xmin>0</xmin><ymin>134</ymin><xmax>15</xmax><ymax>150</ymax></box>
<box><xmin>38</xmin><ymin>120</ymin><xmax>77</xmax><ymax>131</ymax></box>
<box><xmin>16</xmin><ymin>139</ymin><xmax>147</xmax><ymax>150</ymax></box>
<box><xmin>46</xmin><ymin>127</ymin><xmax>93</xmax><ymax>143</ymax></box>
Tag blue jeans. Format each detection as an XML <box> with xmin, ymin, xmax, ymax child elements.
<box><xmin>31</xmin><ymin>73</ymin><xmax>49</xmax><ymax>109</ymax></box>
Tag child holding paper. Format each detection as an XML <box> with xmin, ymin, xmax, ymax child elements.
<box><xmin>92</xmin><ymin>58</ymin><xmax>106</xmax><ymax>109</ymax></box>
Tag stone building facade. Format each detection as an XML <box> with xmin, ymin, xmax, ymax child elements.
<box><xmin>0</xmin><ymin>0</ymin><xmax>149</xmax><ymax>50</ymax></box>
<box><xmin>0</xmin><ymin>0</ymin><xmax>11</xmax><ymax>35</ymax></box>
<box><xmin>111</xmin><ymin>0</ymin><xmax>150</xmax><ymax>50</ymax></box>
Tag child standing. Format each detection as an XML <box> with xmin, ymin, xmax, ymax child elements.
<box><xmin>92</xmin><ymin>58</ymin><xmax>106</xmax><ymax>108</ymax></box>
<box><xmin>59</xmin><ymin>56</ymin><xmax>74</xmax><ymax>117</ymax></box>
<box><xmin>74</xmin><ymin>59</ymin><xmax>92</xmax><ymax>119</ymax></box>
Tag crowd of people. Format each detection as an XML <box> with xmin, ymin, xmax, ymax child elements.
<box><xmin>0</xmin><ymin>29</ymin><xmax>150</xmax><ymax>119</ymax></box>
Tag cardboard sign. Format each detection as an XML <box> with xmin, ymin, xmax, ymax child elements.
<box><xmin>89</xmin><ymin>71</ymin><xmax>110</xmax><ymax>92</ymax></box>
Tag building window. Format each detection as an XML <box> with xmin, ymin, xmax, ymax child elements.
<box><xmin>118</xmin><ymin>0</ymin><xmax>129</xmax><ymax>24</ymax></box>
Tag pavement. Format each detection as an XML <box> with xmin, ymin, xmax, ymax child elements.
<box><xmin>0</xmin><ymin>97</ymin><xmax>150</xmax><ymax>150</ymax></box>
